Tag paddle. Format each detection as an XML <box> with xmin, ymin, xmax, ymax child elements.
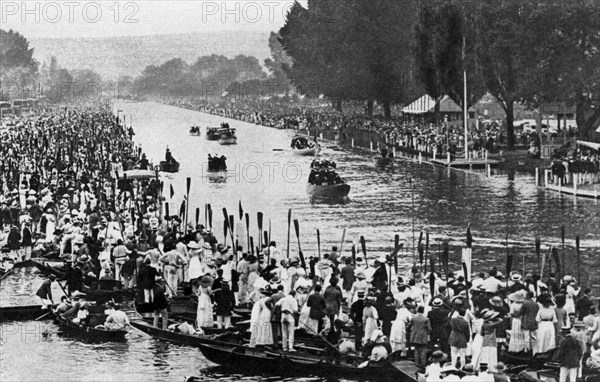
<box><xmin>286</xmin><ymin>209</ymin><xmax>292</xmax><ymax>259</ymax></box>
<box><xmin>339</xmin><ymin>228</ymin><xmax>346</xmax><ymax>256</ymax></box>
<box><xmin>293</xmin><ymin>219</ymin><xmax>307</xmax><ymax>272</ymax></box>
<box><xmin>360</xmin><ymin>236</ymin><xmax>368</xmax><ymax>268</ymax></box>
<box><xmin>257</xmin><ymin>212</ymin><xmax>263</xmax><ymax>250</ymax></box>
<box><xmin>185</xmin><ymin>177</ymin><xmax>191</xmax><ymax>232</ymax></box>
<box><xmin>245</xmin><ymin>213</ymin><xmax>250</xmax><ymax>253</ymax></box>
<box><xmin>317</xmin><ymin>229</ymin><xmax>321</xmax><ymax>260</ymax></box>
<box><xmin>576</xmin><ymin>236</ymin><xmax>581</xmax><ymax>282</ymax></box>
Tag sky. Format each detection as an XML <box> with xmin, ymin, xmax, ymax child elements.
<box><xmin>1</xmin><ymin>0</ymin><xmax>305</xmax><ymax>38</ymax></box>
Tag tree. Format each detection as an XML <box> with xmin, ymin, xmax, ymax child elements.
<box><xmin>264</xmin><ymin>32</ymin><xmax>293</xmax><ymax>92</ymax></box>
<box><xmin>471</xmin><ymin>0</ymin><xmax>541</xmax><ymax>149</ymax></box>
<box><xmin>523</xmin><ymin>0</ymin><xmax>600</xmax><ymax>141</ymax></box>
<box><xmin>0</xmin><ymin>29</ymin><xmax>39</xmax><ymax>98</ymax></box>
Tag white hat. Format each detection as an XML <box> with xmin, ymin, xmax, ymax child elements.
<box><xmin>187</xmin><ymin>241</ymin><xmax>201</xmax><ymax>249</ymax></box>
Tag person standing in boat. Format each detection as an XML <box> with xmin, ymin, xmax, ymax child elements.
<box><xmin>277</xmin><ymin>289</ymin><xmax>299</xmax><ymax>352</ymax></box>
<box><xmin>408</xmin><ymin>305</ymin><xmax>431</xmax><ymax>367</ymax></box>
<box><xmin>196</xmin><ymin>275</ymin><xmax>214</xmax><ymax>329</ymax></box>
<box><xmin>35</xmin><ymin>277</ymin><xmax>55</xmax><ymax>309</ymax></box>
<box><xmin>213</xmin><ymin>280</ymin><xmax>235</xmax><ymax>329</ymax></box>
<box><xmin>153</xmin><ymin>277</ymin><xmax>169</xmax><ymax>330</ymax></box>
<box><xmin>165</xmin><ymin>148</ymin><xmax>175</xmax><ymax>163</ymax></box>
<box><xmin>249</xmin><ymin>286</ymin><xmax>274</xmax><ymax>348</ymax></box>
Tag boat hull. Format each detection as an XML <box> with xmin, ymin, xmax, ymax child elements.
<box><xmin>0</xmin><ymin>305</ymin><xmax>53</xmax><ymax>322</ymax></box>
<box><xmin>218</xmin><ymin>137</ymin><xmax>237</xmax><ymax>145</ymax></box>
<box><xmin>55</xmin><ymin>314</ymin><xmax>128</xmax><ymax>342</ymax></box>
<box><xmin>189</xmin><ymin>132</ymin><xmax>201</xmax><ymax>136</ymax></box>
<box><xmin>160</xmin><ymin>161</ymin><xmax>180</xmax><ymax>173</ymax></box>
<box><xmin>307</xmin><ymin>183</ymin><xmax>350</xmax><ymax>199</ymax></box>
<box><xmin>196</xmin><ymin>343</ymin><xmax>412</xmax><ymax>380</ymax></box>
<box><xmin>293</xmin><ymin>146</ymin><xmax>320</xmax><ymax>156</ymax></box>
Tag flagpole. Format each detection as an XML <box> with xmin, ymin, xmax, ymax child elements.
<box><xmin>463</xmin><ymin>30</ymin><xmax>468</xmax><ymax>159</ymax></box>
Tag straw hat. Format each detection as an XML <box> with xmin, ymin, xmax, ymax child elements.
<box><xmin>429</xmin><ymin>350</ymin><xmax>448</xmax><ymax>363</ymax></box>
<box><xmin>510</xmin><ymin>272</ymin><xmax>522</xmax><ymax>282</ymax></box>
<box><xmin>489</xmin><ymin>296</ymin><xmax>504</xmax><ymax>308</ymax></box>
<box><xmin>199</xmin><ymin>275</ymin><xmax>213</xmax><ymax>288</ymax></box>
<box><xmin>461</xmin><ymin>364</ymin><xmax>476</xmax><ymax>375</ymax></box>
<box><xmin>481</xmin><ymin>308</ymin><xmax>500</xmax><ymax>320</ymax></box>
<box><xmin>202</xmin><ymin>242</ymin><xmax>211</xmax><ymax>250</ymax></box>
<box><xmin>355</xmin><ymin>257</ymin><xmax>365</xmax><ymax>266</ymax></box>
<box><xmin>493</xmin><ymin>362</ymin><xmax>507</xmax><ymax>373</ymax></box>
<box><xmin>432</xmin><ymin>298</ymin><xmax>443</xmax><ymax>307</ymax></box>
<box><xmin>508</xmin><ymin>291</ymin><xmax>525</xmax><ymax>303</ymax></box>
<box><xmin>354</xmin><ymin>269</ymin><xmax>366</xmax><ymax>279</ymax></box>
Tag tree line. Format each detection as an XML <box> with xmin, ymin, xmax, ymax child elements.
<box><xmin>278</xmin><ymin>0</ymin><xmax>600</xmax><ymax>147</ymax></box>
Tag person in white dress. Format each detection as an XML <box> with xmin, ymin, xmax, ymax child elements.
<box><xmin>389</xmin><ymin>297</ymin><xmax>415</xmax><ymax>355</ymax></box>
<box><xmin>249</xmin><ymin>287</ymin><xmax>274</xmax><ymax>347</ymax></box>
<box><xmin>362</xmin><ymin>297</ymin><xmax>379</xmax><ymax>345</ymax></box>
<box><xmin>186</xmin><ymin>241</ymin><xmax>204</xmax><ymax>281</ymax></box>
<box><xmin>196</xmin><ymin>275</ymin><xmax>214</xmax><ymax>329</ymax></box>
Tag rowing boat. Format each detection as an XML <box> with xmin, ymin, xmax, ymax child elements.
<box><xmin>55</xmin><ymin>313</ymin><xmax>128</xmax><ymax>342</ymax></box>
<box><xmin>131</xmin><ymin>319</ymin><xmax>240</xmax><ymax>346</ymax></box>
<box><xmin>195</xmin><ymin>342</ymin><xmax>419</xmax><ymax>381</ymax></box>
<box><xmin>0</xmin><ymin>305</ymin><xmax>53</xmax><ymax>322</ymax></box>
<box><xmin>159</xmin><ymin>160</ymin><xmax>180</xmax><ymax>173</ymax></box>
<box><xmin>218</xmin><ymin>128</ymin><xmax>237</xmax><ymax>145</ymax></box>
<box><xmin>307</xmin><ymin>183</ymin><xmax>351</xmax><ymax>199</ymax></box>
<box><xmin>373</xmin><ymin>156</ymin><xmax>394</xmax><ymax>168</ymax></box>
<box><xmin>293</xmin><ymin>145</ymin><xmax>320</xmax><ymax>156</ymax></box>
<box><xmin>206</xmin><ymin>127</ymin><xmax>220</xmax><ymax>140</ymax></box>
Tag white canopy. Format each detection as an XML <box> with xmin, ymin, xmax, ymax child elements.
<box><xmin>402</xmin><ymin>95</ymin><xmax>436</xmax><ymax>114</ymax></box>
<box><xmin>578</xmin><ymin>140</ymin><xmax>600</xmax><ymax>151</ymax></box>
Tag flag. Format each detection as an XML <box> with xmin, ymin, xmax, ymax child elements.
<box><xmin>170</xmin><ymin>184</ymin><xmax>174</xmax><ymax>199</ymax></box>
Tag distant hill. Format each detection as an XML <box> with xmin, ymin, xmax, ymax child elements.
<box><xmin>30</xmin><ymin>31</ymin><xmax>272</xmax><ymax>80</ymax></box>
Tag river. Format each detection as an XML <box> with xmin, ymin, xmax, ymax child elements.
<box><xmin>1</xmin><ymin>100</ymin><xmax>598</xmax><ymax>381</ymax></box>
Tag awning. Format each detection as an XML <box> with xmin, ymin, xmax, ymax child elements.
<box><xmin>402</xmin><ymin>94</ymin><xmax>463</xmax><ymax>114</ymax></box>
<box><xmin>577</xmin><ymin>140</ymin><xmax>600</xmax><ymax>151</ymax></box>
<box><xmin>117</xmin><ymin>169</ymin><xmax>156</xmax><ymax>179</ymax></box>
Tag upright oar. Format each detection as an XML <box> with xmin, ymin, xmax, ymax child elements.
<box><xmin>352</xmin><ymin>244</ymin><xmax>357</xmax><ymax>266</ymax></box>
<box><xmin>293</xmin><ymin>219</ymin><xmax>307</xmax><ymax>273</ymax></box>
<box><xmin>576</xmin><ymin>236</ymin><xmax>581</xmax><ymax>282</ymax></box>
<box><xmin>229</xmin><ymin>215</ymin><xmax>235</xmax><ymax>253</ymax></box>
<box><xmin>417</xmin><ymin>231</ymin><xmax>424</xmax><ymax>271</ymax></box>
<box><xmin>317</xmin><ymin>229</ymin><xmax>321</xmax><ymax>260</ymax></box>
<box><xmin>535</xmin><ymin>237</ymin><xmax>541</xmax><ymax>272</ymax></box>
<box><xmin>561</xmin><ymin>226</ymin><xmax>566</xmax><ymax>274</ymax></box>
<box><xmin>257</xmin><ymin>212</ymin><xmax>264</xmax><ymax>250</ymax></box>
<box><xmin>286</xmin><ymin>209</ymin><xmax>292</xmax><ymax>259</ymax></box>
<box><xmin>204</xmin><ymin>203</ymin><xmax>208</xmax><ymax>228</ymax></box>
<box><xmin>223</xmin><ymin>219</ymin><xmax>229</xmax><ymax>245</ymax></box>
<box><xmin>442</xmin><ymin>241</ymin><xmax>449</xmax><ymax>279</ymax></box>
<box><xmin>245</xmin><ymin>213</ymin><xmax>250</xmax><ymax>253</ymax></box>
<box><xmin>505</xmin><ymin>234</ymin><xmax>513</xmax><ymax>276</ymax></box>
<box><xmin>165</xmin><ymin>202</ymin><xmax>170</xmax><ymax>221</ymax></box>
<box><xmin>250</xmin><ymin>236</ymin><xmax>255</xmax><ymax>256</ymax></box>
<box><xmin>264</xmin><ymin>231</ymin><xmax>270</xmax><ymax>263</ymax></box>
<box><xmin>195</xmin><ymin>207</ymin><xmax>200</xmax><ymax>228</ymax></box>
<box><xmin>394</xmin><ymin>234</ymin><xmax>400</xmax><ymax>275</ymax></box>
<box><xmin>425</xmin><ymin>231</ymin><xmax>430</xmax><ymax>274</ymax></box>
<box><xmin>185</xmin><ymin>177</ymin><xmax>191</xmax><ymax>232</ymax></box>
<box><xmin>208</xmin><ymin>204</ymin><xmax>213</xmax><ymax>231</ymax></box>
<box><xmin>552</xmin><ymin>247</ymin><xmax>561</xmax><ymax>279</ymax></box>
<box><xmin>360</xmin><ymin>236</ymin><xmax>368</xmax><ymax>268</ymax></box>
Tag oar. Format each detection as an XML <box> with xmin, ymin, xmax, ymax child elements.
<box><xmin>179</xmin><ymin>201</ymin><xmax>186</xmax><ymax>232</ymax></box>
<box><xmin>245</xmin><ymin>213</ymin><xmax>250</xmax><ymax>253</ymax></box>
<box><xmin>223</xmin><ymin>219</ymin><xmax>229</xmax><ymax>245</ymax></box>
<box><xmin>286</xmin><ymin>209</ymin><xmax>292</xmax><ymax>259</ymax></box>
<box><xmin>360</xmin><ymin>236</ymin><xmax>368</xmax><ymax>268</ymax></box>
<box><xmin>195</xmin><ymin>207</ymin><xmax>200</xmax><ymax>228</ymax></box>
<box><xmin>222</xmin><ymin>207</ymin><xmax>229</xmax><ymax>225</ymax></box>
<box><xmin>185</xmin><ymin>177</ymin><xmax>191</xmax><ymax>232</ymax></box>
<box><xmin>257</xmin><ymin>212</ymin><xmax>264</xmax><ymax>250</ymax></box>
<box><xmin>165</xmin><ymin>202</ymin><xmax>170</xmax><ymax>220</ymax></box>
<box><xmin>35</xmin><ymin>311</ymin><xmax>53</xmax><ymax>321</ymax></box>
<box><xmin>238</xmin><ymin>200</ymin><xmax>244</xmax><ymax>221</ymax></box>
<box><xmin>442</xmin><ymin>241</ymin><xmax>449</xmax><ymax>279</ymax></box>
<box><xmin>552</xmin><ymin>247</ymin><xmax>561</xmax><ymax>278</ymax></box>
<box><xmin>576</xmin><ymin>236</ymin><xmax>581</xmax><ymax>282</ymax></box>
<box><xmin>268</xmin><ymin>219</ymin><xmax>272</xmax><ymax>255</ymax></box>
<box><xmin>339</xmin><ymin>228</ymin><xmax>346</xmax><ymax>256</ymax></box>
<box><xmin>229</xmin><ymin>215</ymin><xmax>235</xmax><ymax>253</ymax></box>
<box><xmin>204</xmin><ymin>203</ymin><xmax>208</xmax><ymax>227</ymax></box>
<box><xmin>425</xmin><ymin>231</ymin><xmax>430</xmax><ymax>274</ymax></box>
<box><xmin>394</xmin><ymin>234</ymin><xmax>400</xmax><ymax>274</ymax></box>
<box><xmin>561</xmin><ymin>226</ymin><xmax>566</xmax><ymax>275</ymax></box>
<box><xmin>264</xmin><ymin>231</ymin><xmax>270</xmax><ymax>264</ymax></box>
<box><xmin>293</xmin><ymin>219</ymin><xmax>307</xmax><ymax>272</ymax></box>
<box><xmin>535</xmin><ymin>237</ymin><xmax>541</xmax><ymax>271</ymax></box>
<box><xmin>317</xmin><ymin>229</ymin><xmax>321</xmax><ymax>260</ymax></box>
<box><xmin>352</xmin><ymin>244</ymin><xmax>356</xmax><ymax>266</ymax></box>
<box><xmin>250</xmin><ymin>236</ymin><xmax>255</xmax><ymax>256</ymax></box>
<box><xmin>208</xmin><ymin>204</ymin><xmax>213</xmax><ymax>230</ymax></box>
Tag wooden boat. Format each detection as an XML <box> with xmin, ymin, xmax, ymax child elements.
<box><xmin>218</xmin><ymin>128</ymin><xmax>237</xmax><ymax>145</ymax></box>
<box><xmin>293</xmin><ymin>145</ymin><xmax>320</xmax><ymax>156</ymax></box>
<box><xmin>189</xmin><ymin>126</ymin><xmax>201</xmax><ymax>136</ymax></box>
<box><xmin>0</xmin><ymin>305</ymin><xmax>54</xmax><ymax>322</ymax></box>
<box><xmin>131</xmin><ymin>319</ymin><xmax>240</xmax><ymax>346</ymax></box>
<box><xmin>195</xmin><ymin>342</ymin><xmax>419</xmax><ymax>381</ymax></box>
<box><xmin>206</xmin><ymin>127</ymin><xmax>220</xmax><ymax>141</ymax></box>
<box><xmin>55</xmin><ymin>313</ymin><xmax>128</xmax><ymax>342</ymax></box>
<box><xmin>307</xmin><ymin>183</ymin><xmax>351</xmax><ymax>199</ymax></box>
<box><xmin>373</xmin><ymin>156</ymin><xmax>394</xmax><ymax>168</ymax></box>
<box><xmin>159</xmin><ymin>160</ymin><xmax>180</xmax><ymax>173</ymax></box>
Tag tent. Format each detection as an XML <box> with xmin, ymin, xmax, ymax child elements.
<box><xmin>402</xmin><ymin>94</ymin><xmax>463</xmax><ymax>114</ymax></box>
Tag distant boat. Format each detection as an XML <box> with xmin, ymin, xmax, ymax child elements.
<box><xmin>373</xmin><ymin>157</ymin><xmax>394</xmax><ymax>168</ymax></box>
<box><xmin>160</xmin><ymin>161</ymin><xmax>180</xmax><ymax>173</ymax></box>
<box><xmin>293</xmin><ymin>145</ymin><xmax>320</xmax><ymax>156</ymax></box>
<box><xmin>307</xmin><ymin>183</ymin><xmax>351</xmax><ymax>199</ymax></box>
<box><xmin>218</xmin><ymin>128</ymin><xmax>237</xmax><ymax>145</ymax></box>
<box><xmin>189</xmin><ymin>126</ymin><xmax>201</xmax><ymax>136</ymax></box>
<box><xmin>206</xmin><ymin>127</ymin><xmax>220</xmax><ymax>141</ymax></box>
